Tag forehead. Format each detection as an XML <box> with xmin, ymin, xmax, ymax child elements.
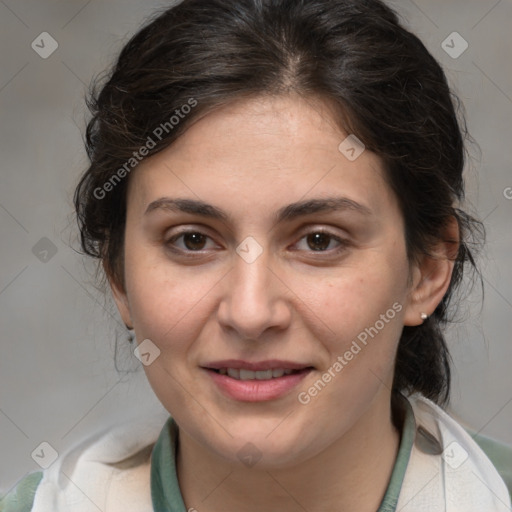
<box><xmin>128</xmin><ymin>94</ymin><xmax>395</xmax><ymax>221</ymax></box>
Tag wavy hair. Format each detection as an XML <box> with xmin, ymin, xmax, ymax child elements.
<box><xmin>74</xmin><ymin>0</ymin><xmax>484</xmax><ymax>405</ymax></box>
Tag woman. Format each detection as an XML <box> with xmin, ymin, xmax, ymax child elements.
<box><xmin>2</xmin><ymin>0</ymin><xmax>511</xmax><ymax>510</ymax></box>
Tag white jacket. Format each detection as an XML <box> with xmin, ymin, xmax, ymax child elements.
<box><xmin>24</xmin><ymin>394</ymin><xmax>511</xmax><ymax>511</ymax></box>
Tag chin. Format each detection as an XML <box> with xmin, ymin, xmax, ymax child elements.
<box><xmin>202</xmin><ymin>423</ymin><xmax>316</xmax><ymax>470</ymax></box>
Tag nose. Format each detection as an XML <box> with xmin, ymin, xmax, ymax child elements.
<box><xmin>216</xmin><ymin>243</ymin><xmax>292</xmax><ymax>341</ymax></box>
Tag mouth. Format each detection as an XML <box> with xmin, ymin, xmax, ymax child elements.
<box><xmin>201</xmin><ymin>360</ymin><xmax>314</xmax><ymax>402</ymax></box>
<box><xmin>208</xmin><ymin>367</ymin><xmax>306</xmax><ymax>380</ymax></box>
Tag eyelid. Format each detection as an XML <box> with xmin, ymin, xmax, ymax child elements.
<box><xmin>296</xmin><ymin>224</ymin><xmax>347</xmax><ymax>238</ymax></box>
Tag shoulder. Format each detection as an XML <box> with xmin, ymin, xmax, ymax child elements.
<box><xmin>406</xmin><ymin>393</ymin><xmax>512</xmax><ymax>504</ymax></box>
<box><xmin>1</xmin><ymin>410</ymin><xmax>170</xmax><ymax>512</ymax></box>
<box><xmin>470</xmin><ymin>430</ymin><xmax>512</xmax><ymax>500</ymax></box>
<box><xmin>0</xmin><ymin>472</ymin><xmax>43</xmax><ymax>512</ymax></box>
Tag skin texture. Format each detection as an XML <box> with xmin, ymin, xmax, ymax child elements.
<box><xmin>108</xmin><ymin>93</ymin><xmax>457</xmax><ymax>512</ymax></box>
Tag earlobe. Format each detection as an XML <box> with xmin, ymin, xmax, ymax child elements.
<box><xmin>403</xmin><ymin>256</ymin><xmax>454</xmax><ymax>326</ymax></box>
<box><xmin>103</xmin><ymin>260</ymin><xmax>133</xmax><ymax>329</ymax></box>
<box><xmin>403</xmin><ymin>217</ymin><xmax>459</xmax><ymax>326</ymax></box>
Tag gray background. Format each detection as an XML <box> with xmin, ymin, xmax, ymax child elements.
<box><xmin>1</xmin><ymin>0</ymin><xmax>511</xmax><ymax>493</ymax></box>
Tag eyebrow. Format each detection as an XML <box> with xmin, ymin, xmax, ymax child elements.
<box><xmin>144</xmin><ymin>196</ymin><xmax>373</xmax><ymax>223</ymax></box>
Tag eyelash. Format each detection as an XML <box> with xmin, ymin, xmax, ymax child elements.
<box><xmin>164</xmin><ymin>228</ymin><xmax>350</xmax><ymax>258</ymax></box>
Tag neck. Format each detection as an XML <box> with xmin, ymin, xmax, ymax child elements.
<box><xmin>176</xmin><ymin>394</ymin><xmax>401</xmax><ymax>512</ymax></box>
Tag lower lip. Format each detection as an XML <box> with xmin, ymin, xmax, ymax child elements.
<box><xmin>204</xmin><ymin>368</ymin><xmax>312</xmax><ymax>402</ymax></box>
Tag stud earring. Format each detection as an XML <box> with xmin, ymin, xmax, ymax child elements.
<box><xmin>125</xmin><ymin>323</ymin><xmax>134</xmax><ymax>343</ymax></box>
<box><xmin>420</xmin><ymin>312</ymin><xmax>428</xmax><ymax>321</ymax></box>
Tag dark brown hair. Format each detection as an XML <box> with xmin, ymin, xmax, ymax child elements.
<box><xmin>74</xmin><ymin>0</ymin><xmax>484</xmax><ymax>405</ymax></box>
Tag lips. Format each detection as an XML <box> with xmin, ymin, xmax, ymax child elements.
<box><xmin>202</xmin><ymin>359</ymin><xmax>311</xmax><ymax>371</ymax></box>
<box><xmin>217</xmin><ymin>368</ymin><xmax>296</xmax><ymax>380</ymax></box>
<box><xmin>201</xmin><ymin>359</ymin><xmax>313</xmax><ymax>401</ymax></box>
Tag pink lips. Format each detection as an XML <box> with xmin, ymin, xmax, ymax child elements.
<box><xmin>202</xmin><ymin>359</ymin><xmax>313</xmax><ymax>402</ymax></box>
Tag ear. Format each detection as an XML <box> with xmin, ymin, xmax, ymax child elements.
<box><xmin>403</xmin><ymin>217</ymin><xmax>460</xmax><ymax>326</ymax></box>
<box><xmin>103</xmin><ymin>260</ymin><xmax>133</xmax><ymax>329</ymax></box>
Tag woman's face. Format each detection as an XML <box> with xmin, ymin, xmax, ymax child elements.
<box><xmin>111</xmin><ymin>94</ymin><xmax>420</xmax><ymax>467</ymax></box>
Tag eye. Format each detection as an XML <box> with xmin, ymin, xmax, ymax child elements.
<box><xmin>164</xmin><ymin>228</ymin><xmax>349</xmax><ymax>257</ymax></box>
<box><xmin>165</xmin><ymin>230</ymin><xmax>218</xmax><ymax>253</ymax></box>
<box><xmin>293</xmin><ymin>229</ymin><xmax>348</xmax><ymax>254</ymax></box>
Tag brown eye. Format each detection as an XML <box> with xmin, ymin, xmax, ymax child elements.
<box><xmin>181</xmin><ymin>232</ymin><xmax>208</xmax><ymax>251</ymax></box>
<box><xmin>165</xmin><ymin>231</ymin><xmax>216</xmax><ymax>253</ymax></box>
<box><xmin>306</xmin><ymin>232</ymin><xmax>332</xmax><ymax>251</ymax></box>
<box><xmin>294</xmin><ymin>230</ymin><xmax>347</xmax><ymax>253</ymax></box>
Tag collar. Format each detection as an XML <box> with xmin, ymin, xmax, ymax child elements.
<box><xmin>150</xmin><ymin>395</ymin><xmax>511</xmax><ymax>512</ymax></box>
<box><xmin>150</xmin><ymin>398</ymin><xmax>417</xmax><ymax>512</ymax></box>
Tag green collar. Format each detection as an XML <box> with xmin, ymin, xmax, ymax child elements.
<box><xmin>376</xmin><ymin>396</ymin><xmax>416</xmax><ymax>511</ymax></box>
<box><xmin>150</xmin><ymin>417</ymin><xmax>187</xmax><ymax>512</ymax></box>
<box><xmin>150</xmin><ymin>399</ymin><xmax>415</xmax><ymax>512</ymax></box>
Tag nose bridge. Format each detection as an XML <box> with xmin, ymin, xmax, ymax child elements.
<box><xmin>234</xmin><ymin>242</ymin><xmax>272</xmax><ymax>302</ymax></box>
<box><xmin>218</xmin><ymin>237</ymin><xmax>290</xmax><ymax>338</ymax></box>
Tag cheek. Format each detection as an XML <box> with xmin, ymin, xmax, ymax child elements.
<box><xmin>124</xmin><ymin>251</ymin><xmax>216</xmax><ymax>354</ymax></box>
<box><xmin>300</xmin><ymin>272</ymin><xmax>406</xmax><ymax>402</ymax></box>
<box><xmin>314</xmin><ymin>269</ymin><xmax>405</xmax><ymax>338</ymax></box>
<box><xmin>302</xmin><ymin>253</ymin><xmax>409</xmax><ymax>392</ymax></box>
<box><xmin>124</xmin><ymin>257</ymin><xmax>219</xmax><ymax>409</ymax></box>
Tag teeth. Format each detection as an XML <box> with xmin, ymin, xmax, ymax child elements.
<box><xmin>239</xmin><ymin>369</ymin><xmax>256</xmax><ymax>380</ymax></box>
<box><xmin>218</xmin><ymin>368</ymin><xmax>299</xmax><ymax>380</ymax></box>
<box><xmin>227</xmin><ymin>368</ymin><xmax>240</xmax><ymax>379</ymax></box>
<box><xmin>256</xmin><ymin>370</ymin><xmax>273</xmax><ymax>379</ymax></box>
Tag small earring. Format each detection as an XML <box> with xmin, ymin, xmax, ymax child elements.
<box><xmin>420</xmin><ymin>312</ymin><xmax>428</xmax><ymax>321</ymax></box>
<box><xmin>125</xmin><ymin>323</ymin><xmax>134</xmax><ymax>343</ymax></box>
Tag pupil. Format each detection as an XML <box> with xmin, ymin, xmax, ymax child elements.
<box><xmin>308</xmin><ymin>233</ymin><xmax>330</xmax><ymax>251</ymax></box>
<box><xmin>184</xmin><ymin>233</ymin><xmax>206</xmax><ymax>250</ymax></box>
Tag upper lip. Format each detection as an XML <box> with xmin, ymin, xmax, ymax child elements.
<box><xmin>202</xmin><ymin>359</ymin><xmax>312</xmax><ymax>371</ymax></box>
